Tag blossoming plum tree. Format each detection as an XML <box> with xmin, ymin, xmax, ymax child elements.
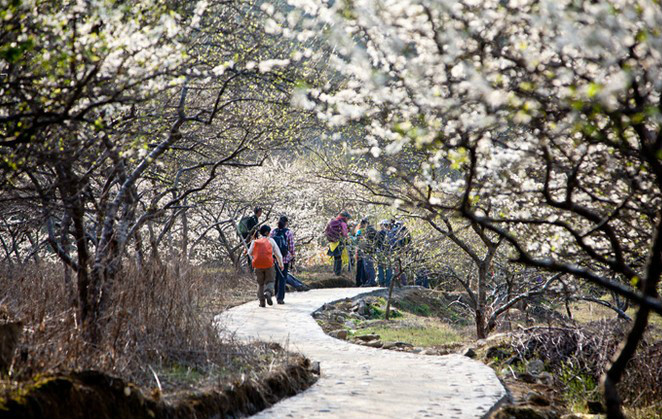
<box><xmin>0</xmin><ymin>0</ymin><xmax>324</xmax><ymax>343</ymax></box>
<box><xmin>275</xmin><ymin>0</ymin><xmax>662</xmax><ymax>416</ymax></box>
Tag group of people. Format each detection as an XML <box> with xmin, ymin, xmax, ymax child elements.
<box><xmin>239</xmin><ymin>207</ymin><xmax>428</xmax><ymax>308</ymax></box>
<box><xmin>326</xmin><ymin>211</ymin><xmax>418</xmax><ymax>288</ymax></box>
<box><xmin>239</xmin><ymin>207</ymin><xmax>296</xmax><ymax>307</ymax></box>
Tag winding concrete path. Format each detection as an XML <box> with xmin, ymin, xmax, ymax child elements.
<box><xmin>216</xmin><ymin>288</ymin><xmax>507</xmax><ymax>419</ymax></box>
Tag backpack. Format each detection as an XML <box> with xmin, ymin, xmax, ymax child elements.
<box><xmin>272</xmin><ymin>228</ymin><xmax>289</xmax><ymax>259</ymax></box>
<box><xmin>325</xmin><ymin>218</ymin><xmax>344</xmax><ymax>242</ymax></box>
<box><xmin>238</xmin><ymin>216</ymin><xmax>252</xmax><ymax>236</ymax></box>
<box><xmin>252</xmin><ymin>238</ymin><xmax>274</xmax><ymax>269</ymax></box>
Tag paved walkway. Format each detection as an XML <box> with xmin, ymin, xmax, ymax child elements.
<box><xmin>216</xmin><ymin>288</ymin><xmax>507</xmax><ymax>419</ymax></box>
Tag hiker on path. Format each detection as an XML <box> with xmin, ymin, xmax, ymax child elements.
<box><xmin>346</xmin><ymin>221</ymin><xmax>357</xmax><ymax>274</ymax></box>
<box><xmin>376</xmin><ymin>219</ymin><xmax>393</xmax><ymax>287</ymax></box>
<box><xmin>355</xmin><ymin>218</ymin><xmax>377</xmax><ymax>287</ymax></box>
<box><xmin>248</xmin><ymin>225</ymin><xmax>284</xmax><ymax>307</ymax></box>
<box><xmin>389</xmin><ymin>220</ymin><xmax>412</xmax><ymax>285</ymax></box>
<box><xmin>271</xmin><ymin>216</ymin><xmax>295</xmax><ymax>304</ymax></box>
<box><xmin>239</xmin><ymin>207</ymin><xmax>263</xmax><ymax>242</ymax></box>
<box><xmin>325</xmin><ymin>211</ymin><xmax>351</xmax><ymax>276</ymax></box>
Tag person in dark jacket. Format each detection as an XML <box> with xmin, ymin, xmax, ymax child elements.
<box><xmin>355</xmin><ymin>218</ymin><xmax>377</xmax><ymax>287</ymax></box>
<box><xmin>271</xmin><ymin>216</ymin><xmax>295</xmax><ymax>304</ymax></box>
<box><xmin>376</xmin><ymin>219</ymin><xmax>393</xmax><ymax>287</ymax></box>
<box><xmin>389</xmin><ymin>220</ymin><xmax>412</xmax><ymax>285</ymax></box>
<box><xmin>240</xmin><ymin>207</ymin><xmax>263</xmax><ymax>241</ymax></box>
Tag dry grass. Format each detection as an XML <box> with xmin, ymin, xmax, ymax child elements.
<box><xmin>566</xmin><ymin>300</ymin><xmax>662</xmax><ymax>329</ymax></box>
<box><xmin>509</xmin><ymin>321</ymin><xmax>662</xmax><ymax>409</ymax></box>
<box><xmin>0</xmin><ymin>262</ymin><xmax>287</xmax><ymax>393</ymax></box>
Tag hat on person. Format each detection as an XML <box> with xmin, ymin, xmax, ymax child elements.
<box><xmin>340</xmin><ymin>211</ymin><xmax>351</xmax><ymax>219</ymax></box>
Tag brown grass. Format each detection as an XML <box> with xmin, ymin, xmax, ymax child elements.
<box><xmin>0</xmin><ymin>262</ymin><xmax>287</xmax><ymax>392</ymax></box>
<box><xmin>509</xmin><ymin>321</ymin><xmax>662</xmax><ymax>409</ymax></box>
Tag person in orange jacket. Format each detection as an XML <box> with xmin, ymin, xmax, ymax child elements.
<box><xmin>248</xmin><ymin>225</ymin><xmax>284</xmax><ymax>307</ymax></box>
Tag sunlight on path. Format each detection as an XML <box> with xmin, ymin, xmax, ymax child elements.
<box><xmin>216</xmin><ymin>288</ymin><xmax>507</xmax><ymax>419</ymax></box>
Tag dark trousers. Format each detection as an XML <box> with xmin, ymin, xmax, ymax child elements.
<box><xmin>331</xmin><ymin>243</ymin><xmax>344</xmax><ymax>276</ymax></box>
<box><xmin>357</xmin><ymin>257</ymin><xmax>376</xmax><ymax>286</ymax></box>
<box><xmin>363</xmin><ymin>257</ymin><xmax>376</xmax><ymax>285</ymax></box>
<box><xmin>356</xmin><ymin>258</ymin><xmax>365</xmax><ymax>286</ymax></box>
<box><xmin>275</xmin><ymin>263</ymin><xmax>289</xmax><ymax>302</ymax></box>
<box><xmin>378</xmin><ymin>265</ymin><xmax>392</xmax><ymax>287</ymax></box>
<box><xmin>334</xmin><ymin>255</ymin><xmax>343</xmax><ymax>276</ymax></box>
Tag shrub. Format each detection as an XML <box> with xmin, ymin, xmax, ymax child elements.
<box><xmin>510</xmin><ymin>321</ymin><xmax>662</xmax><ymax>409</ymax></box>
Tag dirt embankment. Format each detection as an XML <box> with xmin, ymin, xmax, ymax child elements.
<box><xmin>1</xmin><ymin>355</ymin><xmax>318</xmax><ymax>419</ymax></box>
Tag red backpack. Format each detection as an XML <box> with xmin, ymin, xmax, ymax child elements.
<box><xmin>325</xmin><ymin>218</ymin><xmax>345</xmax><ymax>242</ymax></box>
<box><xmin>252</xmin><ymin>238</ymin><xmax>273</xmax><ymax>269</ymax></box>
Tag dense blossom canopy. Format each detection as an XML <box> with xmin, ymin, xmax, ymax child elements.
<box><xmin>269</xmin><ymin>0</ymin><xmax>662</xmax><ymax>287</ymax></box>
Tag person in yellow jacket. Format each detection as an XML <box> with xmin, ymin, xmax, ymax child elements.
<box><xmin>325</xmin><ymin>211</ymin><xmax>351</xmax><ymax>276</ymax></box>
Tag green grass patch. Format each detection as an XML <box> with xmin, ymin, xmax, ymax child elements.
<box><xmin>395</xmin><ymin>299</ymin><xmax>432</xmax><ymax>317</ymax></box>
<box><xmin>389</xmin><ymin>289</ymin><xmax>471</xmax><ymax>326</ymax></box>
<box><xmin>353</xmin><ymin>320</ymin><xmax>463</xmax><ymax>347</ymax></box>
<box><xmin>369</xmin><ymin>305</ymin><xmax>404</xmax><ymax>319</ymax></box>
<box><xmin>558</xmin><ymin>362</ymin><xmax>599</xmax><ymax>413</ymax></box>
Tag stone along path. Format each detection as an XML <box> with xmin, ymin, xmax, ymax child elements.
<box><xmin>217</xmin><ymin>288</ymin><xmax>507</xmax><ymax>419</ymax></box>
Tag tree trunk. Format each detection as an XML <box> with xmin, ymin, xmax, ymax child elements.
<box><xmin>603</xmin><ymin>217</ymin><xmax>662</xmax><ymax>419</ymax></box>
<box><xmin>217</xmin><ymin>226</ymin><xmax>240</xmax><ymax>271</ymax></box>
<box><xmin>475</xmin><ymin>262</ymin><xmax>489</xmax><ymax>339</ymax></box>
<box><xmin>60</xmin><ymin>211</ymin><xmax>76</xmax><ymax>307</ymax></box>
<box><xmin>134</xmin><ymin>229</ymin><xmax>145</xmax><ymax>272</ymax></box>
<box><xmin>181</xmin><ymin>199</ymin><xmax>189</xmax><ymax>263</ymax></box>
<box><xmin>72</xmin><ymin>206</ymin><xmax>94</xmax><ymax>341</ymax></box>
<box><xmin>0</xmin><ymin>234</ymin><xmax>14</xmax><ymax>267</ymax></box>
<box><xmin>93</xmin><ymin>234</ymin><xmax>123</xmax><ymax>340</ymax></box>
<box><xmin>503</xmin><ymin>277</ymin><xmax>513</xmax><ymax>332</ymax></box>
<box><xmin>58</xmin><ymin>167</ymin><xmax>95</xmax><ymax>341</ymax></box>
<box><xmin>25</xmin><ymin>232</ymin><xmax>41</xmax><ymax>265</ymax></box>
<box><xmin>147</xmin><ymin>220</ymin><xmax>162</xmax><ymax>267</ymax></box>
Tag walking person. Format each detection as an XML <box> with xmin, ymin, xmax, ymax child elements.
<box><xmin>377</xmin><ymin>220</ymin><xmax>393</xmax><ymax>287</ymax></box>
<box><xmin>356</xmin><ymin>218</ymin><xmax>378</xmax><ymax>287</ymax></box>
<box><xmin>238</xmin><ymin>207</ymin><xmax>263</xmax><ymax>269</ymax></box>
<box><xmin>325</xmin><ymin>211</ymin><xmax>351</xmax><ymax>276</ymax></box>
<box><xmin>248</xmin><ymin>225</ymin><xmax>284</xmax><ymax>307</ymax></box>
<box><xmin>271</xmin><ymin>216</ymin><xmax>295</xmax><ymax>305</ymax></box>
<box><xmin>390</xmin><ymin>220</ymin><xmax>412</xmax><ymax>285</ymax></box>
<box><xmin>354</xmin><ymin>221</ymin><xmax>365</xmax><ymax>286</ymax></box>
<box><xmin>346</xmin><ymin>221</ymin><xmax>357</xmax><ymax>274</ymax></box>
<box><xmin>238</xmin><ymin>207</ymin><xmax>263</xmax><ymax>241</ymax></box>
